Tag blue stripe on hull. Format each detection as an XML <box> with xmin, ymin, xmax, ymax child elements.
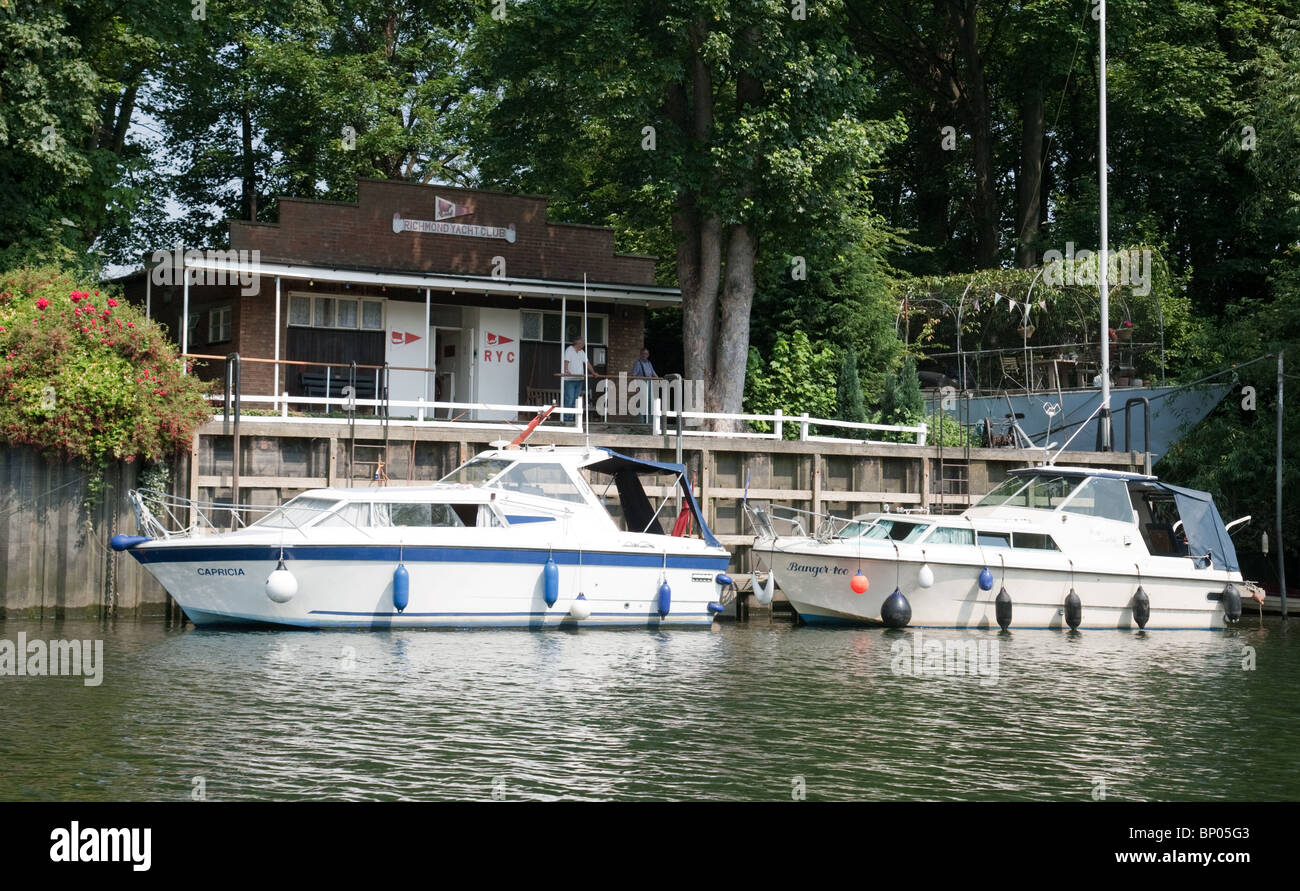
<box><xmin>132</xmin><ymin>544</ymin><xmax>728</xmax><ymax>571</ymax></box>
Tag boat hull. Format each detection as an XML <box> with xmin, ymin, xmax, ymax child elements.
<box><xmin>926</xmin><ymin>383</ymin><xmax>1230</xmax><ymax>460</ymax></box>
<box><xmin>768</xmin><ymin>544</ymin><xmax>1238</xmax><ymax>630</ymax></box>
<box><xmin>130</xmin><ymin>543</ymin><xmax>730</xmax><ymax>629</ymax></box>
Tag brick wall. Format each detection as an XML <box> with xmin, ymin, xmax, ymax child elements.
<box><xmin>605</xmin><ymin>303</ymin><xmax>647</xmax><ymax>377</ymax></box>
<box><xmin>121</xmin><ymin>180</ymin><xmax>671</xmax><ymax>398</ymax></box>
<box><xmin>230</xmin><ymin>179</ymin><xmax>657</xmax><ymax>285</ymax></box>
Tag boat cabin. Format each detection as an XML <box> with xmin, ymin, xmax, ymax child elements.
<box><xmin>245</xmin><ymin>446</ymin><xmax>719</xmax><ymax>545</ymax></box>
<box><xmin>830</xmin><ymin>466</ymin><xmax>1240</xmax><ymax>572</ymax></box>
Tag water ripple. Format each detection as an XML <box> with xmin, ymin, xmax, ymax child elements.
<box><xmin>0</xmin><ymin>618</ymin><xmax>1294</xmax><ymax>801</ymax></box>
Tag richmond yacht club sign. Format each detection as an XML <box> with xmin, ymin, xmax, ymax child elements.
<box><xmin>392</xmin><ymin>199</ymin><xmax>517</xmax><ymax>243</ymax></box>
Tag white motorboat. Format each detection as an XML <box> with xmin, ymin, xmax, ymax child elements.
<box><xmin>752</xmin><ymin>465</ymin><xmax>1251</xmax><ymax>630</ymax></box>
<box><xmin>112</xmin><ymin>445</ymin><xmax>732</xmax><ymax>628</ymax></box>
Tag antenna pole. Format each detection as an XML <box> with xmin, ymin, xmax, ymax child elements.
<box><xmin>1096</xmin><ymin>0</ymin><xmax>1113</xmax><ymax>450</ymax></box>
<box><xmin>583</xmin><ymin>274</ymin><xmax>590</xmax><ymax>448</ymax></box>
<box><xmin>1279</xmin><ymin>350</ymin><xmax>1288</xmax><ymax>619</ymax></box>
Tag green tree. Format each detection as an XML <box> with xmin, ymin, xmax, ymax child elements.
<box><xmin>743</xmin><ymin>331</ymin><xmax>838</xmax><ymax>438</ymax></box>
<box><xmin>142</xmin><ymin>0</ymin><xmax>483</xmax><ymax>254</ymax></box>
<box><xmin>469</xmin><ymin>0</ymin><xmax>903</xmax><ymax>429</ymax></box>
<box><xmin>835</xmin><ymin>346</ymin><xmax>867</xmax><ymax>426</ymax></box>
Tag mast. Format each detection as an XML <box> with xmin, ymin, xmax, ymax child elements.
<box><xmin>1097</xmin><ymin>0</ymin><xmax>1113</xmax><ymax>450</ymax></box>
<box><xmin>1280</xmin><ymin>350</ymin><xmax>1288</xmax><ymax>619</ymax></box>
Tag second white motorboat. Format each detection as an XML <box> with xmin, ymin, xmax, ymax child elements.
<box><xmin>752</xmin><ymin>465</ymin><xmax>1251</xmax><ymax>630</ymax></box>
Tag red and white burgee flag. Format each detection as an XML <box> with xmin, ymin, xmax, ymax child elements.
<box><xmin>486</xmin><ymin>332</ymin><xmax>514</xmax><ymax>346</ymax></box>
<box><xmin>435</xmin><ymin>197</ymin><xmax>472</xmax><ymax>221</ymax></box>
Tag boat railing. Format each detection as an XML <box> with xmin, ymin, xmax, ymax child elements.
<box><xmin>924</xmin><ymin>339</ymin><xmax>1161</xmax><ymax>394</ymax></box>
<box><xmin>129</xmin><ymin>488</ymin><xmax>272</xmax><ymax>538</ymax></box>
<box><xmin>744</xmin><ymin>501</ymin><xmax>868</xmax><ymax>542</ymax></box>
<box><xmin>128</xmin><ymin>489</ymin><xmax>375</xmax><ymax>539</ymax></box>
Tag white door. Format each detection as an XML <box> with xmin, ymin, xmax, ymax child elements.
<box><xmin>385</xmin><ymin>301</ymin><xmax>429</xmax><ymax>418</ymax></box>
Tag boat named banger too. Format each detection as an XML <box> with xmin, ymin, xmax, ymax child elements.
<box><xmin>111</xmin><ymin>444</ymin><xmax>732</xmax><ymax>629</ymax></box>
<box><xmin>751</xmin><ymin>464</ymin><xmax>1254</xmax><ymax>630</ymax></box>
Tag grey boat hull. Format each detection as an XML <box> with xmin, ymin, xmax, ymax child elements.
<box><xmin>927</xmin><ymin>384</ymin><xmax>1230</xmax><ymax>461</ymax></box>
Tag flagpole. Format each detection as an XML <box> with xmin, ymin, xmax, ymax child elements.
<box><xmin>1097</xmin><ymin>0</ymin><xmax>1113</xmax><ymax>450</ymax></box>
<box><xmin>583</xmin><ymin>273</ymin><xmax>590</xmax><ymax>449</ymax></box>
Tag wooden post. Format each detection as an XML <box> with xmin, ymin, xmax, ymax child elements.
<box><xmin>699</xmin><ymin>447</ymin><xmax>712</xmax><ymax>533</ymax></box>
<box><xmin>189</xmin><ymin>431</ymin><xmax>200</xmax><ymax>530</ymax></box>
<box><xmin>811</xmin><ymin>455</ymin><xmax>822</xmax><ymax>519</ymax></box>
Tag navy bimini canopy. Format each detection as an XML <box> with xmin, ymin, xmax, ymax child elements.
<box><xmin>586</xmin><ymin>448</ymin><xmax>721</xmax><ymax>548</ymax></box>
<box><xmin>1159</xmin><ymin>482</ymin><xmax>1240</xmax><ymax>573</ymax></box>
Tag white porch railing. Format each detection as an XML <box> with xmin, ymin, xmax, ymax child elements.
<box><xmin>203</xmin><ymin>391</ymin><xmax>927</xmax><ymax>444</ymax></box>
<box><xmin>206</xmin><ymin>392</ymin><xmax>585</xmax><ymax>434</ymax></box>
<box><xmin>649</xmin><ymin>400</ymin><xmax>928</xmax><ymax>445</ymax></box>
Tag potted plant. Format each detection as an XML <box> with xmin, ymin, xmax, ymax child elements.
<box><xmin>1117</xmin><ymin>319</ymin><xmax>1134</xmax><ymax>342</ymax></box>
<box><xmin>1017</xmin><ymin>324</ymin><xmax>1035</xmax><ymax>339</ymax></box>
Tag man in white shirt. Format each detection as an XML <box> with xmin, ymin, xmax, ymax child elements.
<box><xmin>562</xmin><ymin>338</ymin><xmax>596</xmax><ymax>408</ymax></box>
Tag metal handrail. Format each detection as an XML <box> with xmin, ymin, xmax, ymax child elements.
<box><xmin>129</xmin><ymin>488</ymin><xmax>379</xmax><ymax>539</ymax></box>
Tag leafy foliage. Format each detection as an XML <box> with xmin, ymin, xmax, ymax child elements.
<box><xmin>835</xmin><ymin>346</ymin><xmax>867</xmax><ymax>425</ymax></box>
<box><xmin>0</xmin><ymin>267</ymin><xmax>213</xmax><ymax>466</ymax></box>
<box><xmin>743</xmin><ymin>331</ymin><xmax>838</xmax><ymax>438</ymax></box>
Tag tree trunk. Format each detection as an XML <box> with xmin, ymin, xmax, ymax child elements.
<box><xmin>673</xmin><ymin>193</ymin><xmax>722</xmax><ymax>395</ymax></box>
<box><xmin>956</xmin><ymin>3</ymin><xmax>1000</xmax><ymax>268</ymax></box>
<box><xmin>710</xmin><ymin>222</ymin><xmax>757</xmax><ymax>429</ymax></box>
<box><xmin>1015</xmin><ymin>79</ymin><xmax>1045</xmax><ymax>267</ymax></box>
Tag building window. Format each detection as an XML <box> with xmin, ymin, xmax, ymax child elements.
<box><xmin>313</xmin><ymin>296</ymin><xmax>334</xmax><ymax>328</ymax></box>
<box><xmin>290</xmin><ymin>294</ymin><xmax>384</xmax><ymax>331</ymax></box>
<box><xmin>289</xmin><ymin>296</ymin><xmax>311</xmax><ymax>326</ymax></box>
<box><xmin>522</xmin><ymin>309</ymin><xmax>606</xmax><ymax>346</ymax></box>
<box><xmin>187</xmin><ymin>311</ymin><xmax>200</xmax><ymax>348</ymax></box>
<box><xmin>209</xmin><ymin>305</ymin><xmax>233</xmax><ymax>343</ymax></box>
<box><xmin>336</xmin><ymin>298</ymin><xmax>358</xmax><ymax>329</ymax></box>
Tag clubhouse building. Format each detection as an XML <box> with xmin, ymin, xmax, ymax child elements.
<box><xmin>117</xmin><ymin>178</ymin><xmax>679</xmax><ymax>417</ymax></box>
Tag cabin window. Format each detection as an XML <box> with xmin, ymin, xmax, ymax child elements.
<box><xmin>926</xmin><ymin>526</ymin><xmax>975</xmax><ymax>546</ymax></box>
<box><xmin>371</xmin><ymin>503</ymin><xmax>466</xmax><ymax>527</ymax></box>
<box><xmin>253</xmin><ymin>497</ymin><xmax>337</xmax><ymax>528</ymax></box>
<box><xmin>861</xmin><ymin>519</ymin><xmax>930</xmax><ymax>542</ymax></box>
<box><xmin>976</xmin><ymin>531</ymin><xmax>1011</xmax><ymax>548</ymax></box>
<box><xmin>493</xmin><ymin>464</ymin><xmax>587</xmax><ymax>503</ymax></box>
<box><xmin>1062</xmin><ymin>477</ymin><xmax>1134</xmax><ymax>524</ymax></box>
<box><xmin>1012</xmin><ymin>532</ymin><xmax>1060</xmax><ymax>550</ymax></box>
<box><xmin>318</xmin><ymin>502</ymin><xmax>371</xmax><ymax>527</ymax></box>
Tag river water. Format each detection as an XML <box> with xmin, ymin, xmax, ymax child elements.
<box><xmin>1</xmin><ymin>616</ymin><xmax>1295</xmax><ymax>801</ymax></box>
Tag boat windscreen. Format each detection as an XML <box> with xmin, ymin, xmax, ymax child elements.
<box><xmin>975</xmin><ymin>477</ymin><xmax>1029</xmax><ymax>507</ymax></box>
<box><xmin>977</xmin><ymin>474</ymin><xmax>1081</xmax><ymax>510</ymax></box>
<box><xmin>492</xmin><ymin>463</ymin><xmax>587</xmax><ymax>503</ymax></box>
<box><xmin>439</xmin><ymin>457</ymin><xmax>512</xmax><ymax>485</ymax></box>
<box><xmin>252</xmin><ymin>496</ymin><xmax>338</xmax><ymax>528</ymax></box>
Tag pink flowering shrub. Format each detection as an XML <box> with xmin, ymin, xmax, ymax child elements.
<box><xmin>0</xmin><ymin>267</ymin><xmax>213</xmax><ymax>464</ymax></box>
